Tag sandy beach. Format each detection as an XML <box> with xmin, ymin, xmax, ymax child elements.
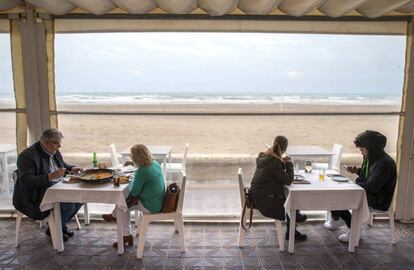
<box><xmin>0</xmin><ymin>103</ymin><xmax>400</xmax><ymax>156</ymax></box>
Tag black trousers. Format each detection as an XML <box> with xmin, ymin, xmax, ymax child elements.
<box><xmin>331</xmin><ymin>210</ymin><xmax>352</xmax><ymax>228</ymax></box>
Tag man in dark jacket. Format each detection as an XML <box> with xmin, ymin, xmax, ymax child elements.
<box><xmin>324</xmin><ymin>130</ymin><xmax>397</xmax><ymax>242</ymax></box>
<box><xmin>13</xmin><ymin>128</ymin><xmax>84</xmax><ymax>240</ymax></box>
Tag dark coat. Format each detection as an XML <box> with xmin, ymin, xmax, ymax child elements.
<box><xmin>249</xmin><ymin>153</ymin><xmax>294</xmax><ymax>220</ymax></box>
<box><xmin>356</xmin><ymin>152</ymin><xmax>396</xmax><ymax>211</ymax></box>
<box><xmin>354</xmin><ymin>130</ymin><xmax>397</xmax><ymax>211</ymax></box>
<box><xmin>12</xmin><ymin>142</ymin><xmax>74</xmax><ymax>220</ymax></box>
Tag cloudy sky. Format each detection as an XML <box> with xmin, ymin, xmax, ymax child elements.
<box><xmin>0</xmin><ymin>32</ymin><xmax>406</xmax><ymax>96</ymax></box>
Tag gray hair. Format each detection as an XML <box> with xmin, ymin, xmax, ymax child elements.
<box><xmin>40</xmin><ymin>128</ymin><xmax>64</xmax><ymax>144</ymax></box>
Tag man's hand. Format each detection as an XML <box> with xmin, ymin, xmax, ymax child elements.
<box><xmin>346</xmin><ymin>166</ymin><xmax>359</xmax><ymax>174</ymax></box>
<box><xmin>48</xmin><ymin>168</ymin><xmax>65</xmax><ymax>181</ymax></box>
<box><xmin>71</xmin><ymin>167</ymin><xmax>84</xmax><ymax>175</ymax></box>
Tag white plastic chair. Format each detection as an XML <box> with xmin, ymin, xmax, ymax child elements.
<box><xmin>13</xmin><ymin>170</ymin><xmax>81</xmax><ymax>247</ymax></box>
<box><xmin>367</xmin><ymin>207</ymin><xmax>397</xmax><ymax>244</ymax></box>
<box><xmin>164</xmin><ymin>143</ymin><xmax>189</xmax><ymax>177</ymax></box>
<box><xmin>109</xmin><ymin>143</ymin><xmax>121</xmax><ymax>170</ymax></box>
<box><xmin>0</xmin><ymin>154</ymin><xmax>17</xmax><ymax>193</ymax></box>
<box><xmin>135</xmin><ymin>171</ymin><xmax>186</xmax><ymax>259</ymax></box>
<box><xmin>237</xmin><ymin>168</ymin><xmax>284</xmax><ymax>251</ymax></box>
<box><xmin>313</xmin><ymin>144</ymin><xmax>343</xmax><ymax>170</ymax></box>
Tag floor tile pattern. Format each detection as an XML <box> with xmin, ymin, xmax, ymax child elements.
<box><xmin>0</xmin><ymin>218</ymin><xmax>413</xmax><ymax>269</ymax></box>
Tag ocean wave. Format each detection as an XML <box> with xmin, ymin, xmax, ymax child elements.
<box><xmin>55</xmin><ymin>94</ymin><xmax>400</xmax><ymax>105</ymax></box>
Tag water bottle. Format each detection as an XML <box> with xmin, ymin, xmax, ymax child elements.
<box><xmin>92</xmin><ymin>152</ymin><xmax>98</xmax><ymax>168</ymax></box>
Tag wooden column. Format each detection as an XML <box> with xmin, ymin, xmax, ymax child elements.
<box><xmin>396</xmin><ymin>19</ymin><xmax>414</xmax><ymax>221</ymax></box>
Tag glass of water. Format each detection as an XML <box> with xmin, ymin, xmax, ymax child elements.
<box><xmin>305</xmin><ymin>160</ymin><xmax>312</xmax><ymax>173</ymax></box>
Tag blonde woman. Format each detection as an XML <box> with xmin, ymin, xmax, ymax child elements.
<box><xmin>102</xmin><ymin>144</ymin><xmax>165</xmax><ymax>248</ymax></box>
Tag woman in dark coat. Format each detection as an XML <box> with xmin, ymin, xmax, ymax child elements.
<box><xmin>250</xmin><ymin>135</ymin><xmax>307</xmax><ymax>241</ymax></box>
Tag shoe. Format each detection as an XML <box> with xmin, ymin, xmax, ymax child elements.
<box><xmin>102</xmin><ymin>214</ymin><xmax>117</xmax><ymax>222</ymax></box>
<box><xmin>338</xmin><ymin>231</ymin><xmax>350</xmax><ymax>243</ymax></box>
<box><xmin>112</xmin><ymin>235</ymin><xmax>134</xmax><ymax>248</ymax></box>
<box><xmin>45</xmin><ymin>228</ymin><xmax>69</xmax><ymax>241</ymax></box>
<box><xmin>63</xmin><ymin>227</ymin><xmax>74</xmax><ymax>238</ymax></box>
<box><xmin>296</xmin><ymin>212</ymin><xmax>307</xmax><ymax>223</ymax></box>
<box><xmin>285</xmin><ymin>230</ymin><xmax>307</xmax><ymax>241</ymax></box>
<box><xmin>324</xmin><ymin>216</ymin><xmax>346</xmax><ymax>230</ymax></box>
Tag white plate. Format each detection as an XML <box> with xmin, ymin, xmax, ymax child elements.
<box><xmin>294</xmin><ymin>175</ymin><xmax>305</xmax><ymax>180</ymax></box>
<box><xmin>332</xmin><ymin>176</ymin><xmax>349</xmax><ymax>182</ymax></box>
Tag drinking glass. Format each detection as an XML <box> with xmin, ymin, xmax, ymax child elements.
<box><xmin>305</xmin><ymin>160</ymin><xmax>312</xmax><ymax>173</ymax></box>
<box><xmin>319</xmin><ymin>169</ymin><xmax>325</xmax><ymax>181</ymax></box>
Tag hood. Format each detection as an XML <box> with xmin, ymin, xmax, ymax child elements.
<box><xmin>354</xmin><ymin>130</ymin><xmax>387</xmax><ymax>152</ymax></box>
<box><xmin>256</xmin><ymin>152</ymin><xmax>277</xmax><ymax>169</ymax></box>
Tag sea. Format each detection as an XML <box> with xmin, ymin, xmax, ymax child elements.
<box><xmin>0</xmin><ymin>92</ymin><xmax>402</xmax><ymax>105</ymax></box>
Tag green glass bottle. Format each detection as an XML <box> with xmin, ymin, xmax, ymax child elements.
<box><xmin>92</xmin><ymin>152</ymin><xmax>98</xmax><ymax>168</ymax></box>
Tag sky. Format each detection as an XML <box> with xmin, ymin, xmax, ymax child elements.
<box><xmin>0</xmin><ymin>32</ymin><xmax>407</xmax><ymax>96</ymax></box>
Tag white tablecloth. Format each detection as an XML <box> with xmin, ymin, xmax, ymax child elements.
<box><xmin>40</xmin><ymin>180</ymin><xmax>130</xmax><ymax>255</ymax></box>
<box><xmin>40</xmin><ymin>181</ymin><xmax>129</xmax><ymax>212</ymax></box>
<box><xmin>284</xmin><ymin>170</ymin><xmax>369</xmax><ymax>253</ymax></box>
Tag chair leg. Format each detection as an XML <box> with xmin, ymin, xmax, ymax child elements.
<box><xmin>75</xmin><ymin>214</ymin><xmax>82</xmax><ymax>230</ymax></box>
<box><xmin>275</xmin><ymin>220</ymin><xmax>284</xmax><ymax>251</ymax></box>
<box><xmin>83</xmin><ymin>203</ymin><xmax>90</xmax><ymax>225</ymax></box>
<box><xmin>134</xmin><ymin>210</ymin><xmax>139</xmax><ymax>228</ymax></box>
<box><xmin>15</xmin><ymin>212</ymin><xmax>22</xmax><ymax>248</ymax></box>
<box><xmin>174</xmin><ymin>215</ymin><xmax>185</xmax><ymax>252</ymax></box>
<box><xmin>136</xmin><ymin>218</ymin><xmax>149</xmax><ymax>259</ymax></box>
<box><xmin>39</xmin><ymin>218</ymin><xmax>47</xmax><ymax>229</ymax></box>
<box><xmin>388</xmin><ymin>210</ymin><xmax>396</xmax><ymax>244</ymax></box>
<box><xmin>367</xmin><ymin>212</ymin><xmax>374</xmax><ymax>226</ymax></box>
<box><xmin>237</xmin><ymin>209</ymin><xmax>245</xmax><ymax>247</ymax></box>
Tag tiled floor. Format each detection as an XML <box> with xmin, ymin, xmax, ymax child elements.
<box><xmin>0</xmin><ymin>218</ymin><xmax>413</xmax><ymax>269</ymax></box>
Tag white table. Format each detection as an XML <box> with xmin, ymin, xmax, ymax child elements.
<box><xmin>287</xmin><ymin>146</ymin><xmax>333</xmax><ymax>169</ymax></box>
<box><xmin>0</xmin><ymin>144</ymin><xmax>16</xmax><ymax>193</ymax></box>
<box><xmin>284</xmin><ymin>170</ymin><xmax>369</xmax><ymax>253</ymax></box>
<box><xmin>40</xmin><ymin>180</ymin><xmax>130</xmax><ymax>254</ymax></box>
<box><xmin>121</xmin><ymin>145</ymin><xmax>172</xmax><ymax>178</ymax></box>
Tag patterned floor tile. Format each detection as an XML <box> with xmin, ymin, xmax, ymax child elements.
<box><xmin>0</xmin><ymin>218</ymin><xmax>413</xmax><ymax>269</ymax></box>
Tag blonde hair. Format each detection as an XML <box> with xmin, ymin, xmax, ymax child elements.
<box><xmin>130</xmin><ymin>144</ymin><xmax>153</xmax><ymax>167</ymax></box>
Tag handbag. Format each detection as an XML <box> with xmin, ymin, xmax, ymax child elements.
<box><xmin>126</xmin><ymin>195</ymin><xmax>140</xmax><ymax>208</ymax></box>
<box><xmin>161</xmin><ymin>183</ymin><xmax>180</xmax><ymax>213</ymax></box>
<box><xmin>241</xmin><ymin>187</ymin><xmax>254</xmax><ymax>230</ymax></box>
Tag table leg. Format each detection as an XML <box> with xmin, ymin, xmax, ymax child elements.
<box><xmin>1</xmin><ymin>153</ymin><xmax>9</xmax><ymax>192</ymax></box>
<box><xmin>83</xmin><ymin>203</ymin><xmax>90</xmax><ymax>225</ymax></box>
<box><xmin>51</xmin><ymin>202</ymin><xmax>64</xmax><ymax>252</ymax></box>
<box><xmin>349</xmin><ymin>208</ymin><xmax>360</xmax><ymax>252</ymax></box>
<box><xmin>288</xmin><ymin>208</ymin><xmax>296</xmax><ymax>253</ymax></box>
<box><xmin>116</xmin><ymin>206</ymin><xmax>125</xmax><ymax>255</ymax></box>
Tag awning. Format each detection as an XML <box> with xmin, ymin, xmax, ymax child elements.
<box><xmin>1</xmin><ymin>0</ymin><xmax>414</xmax><ymax>18</ymax></box>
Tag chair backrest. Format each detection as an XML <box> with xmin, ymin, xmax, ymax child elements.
<box><xmin>181</xmin><ymin>143</ymin><xmax>189</xmax><ymax>168</ymax></box>
<box><xmin>176</xmin><ymin>170</ymin><xmax>187</xmax><ymax>213</ymax></box>
<box><xmin>238</xmin><ymin>168</ymin><xmax>245</xmax><ymax>207</ymax></box>
<box><xmin>109</xmin><ymin>143</ymin><xmax>121</xmax><ymax>169</ymax></box>
<box><xmin>330</xmin><ymin>144</ymin><xmax>343</xmax><ymax>170</ymax></box>
<box><xmin>12</xmin><ymin>169</ymin><xmax>18</xmax><ymax>183</ymax></box>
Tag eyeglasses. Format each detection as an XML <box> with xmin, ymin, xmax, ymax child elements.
<box><xmin>49</xmin><ymin>140</ymin><xmax>61</xmax><ymax>146</ymax></box>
